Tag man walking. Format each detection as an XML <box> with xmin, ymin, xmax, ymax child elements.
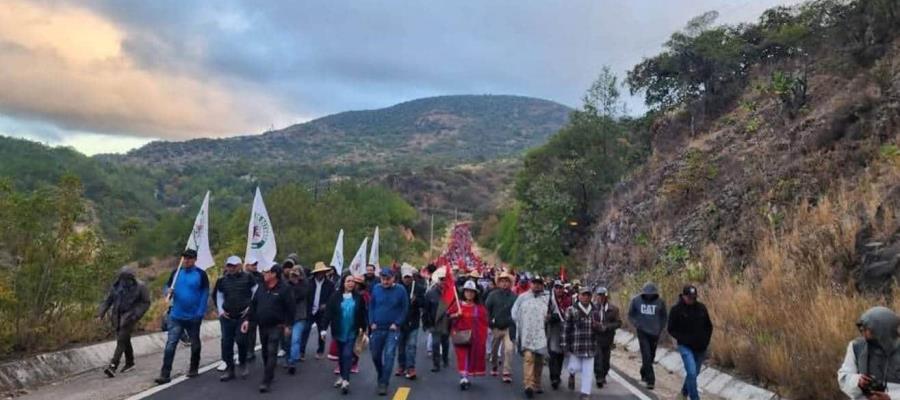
<box><xmin>397</xmin><ymin>267</ymin><xmax>425</xmax><ymax>380</ymax></box>
<box><xmin>213</xmin><ymin>255</ymin><xmax>257</xmax><ymax>381</ymax></box>
<box><xmin>668</xmin><ymin>285</ymin><xmax>713</xmax><ymax>400</ymax></box>
<box><xmin>426</xmin><ymin>268</ymin><xmax>451</xmax><ymax>372</ymax></box>
<box><xmin>244</xmin><ymin>257</ymin><xmax>263</xmax><ymax>363</ymax></box>
<box><xmin>485</xmin><ymin>271</ymin><xmax>516</xmax><ymax>383</ymax></box>
<box><xmin>286</xmin><ymin>267</ymin><xmax>309</xmax><ymax>374</ymax></box>
<box><xmin>511</xmin><ymin>275</ymin><xmax>550</xmax><ymax>398</ymax></box>
<box><xmin>99</xmin><ymin>267</ymin><xmax>151</xmax><ymax>377</ymax></box>
<box><xmin>592</xmin><ymin>286</ymin><xmax>621</xmax><ymax>389</ymax></box>
<box><xmin>241</xmin><ymin>265</ymin><xmax>295</xmax><ymax>393</ymax></box>
<box><xmin>369</xmin><ymin>268</ymin><xmax>409</xmax><ymax>396</ymax></box>
<box><xmin>547</xmin><ymin>280</ymin><xmax>571</xmax><ymax>389</ymax></box>
<box><xmin>155</xmin><ymin>249</ymin><xmax>210</xmax><ymax>384</ymax></box>
<box><xmin>627</xmin><ymin>282</ymin><xmax>667</xmax><ymax>390</ymax></box>
<box><xmin>301</xmin><ymin>262</ymin><xmax>334</xmax><ymax>360</ymax></box>
<box><xmin>563</xmin><ymin>287</ymin><xmax>600</xmax><ymax>400</ymax></box>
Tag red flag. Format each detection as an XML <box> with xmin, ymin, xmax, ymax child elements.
<box><xmin>440</xmin><ymin>265</ymin><xmax>457</xmax><ymax>308</ymax></box>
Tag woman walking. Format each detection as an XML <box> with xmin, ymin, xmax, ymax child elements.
<box><xmin>324</xmin><ymin>275</ymin><xmax>368</xmax><ymax>394</ymax></box>
<box><xmin>449</xmin><ymin>280</ymin><xmax>488</xmax><ymax>390</ymax></box>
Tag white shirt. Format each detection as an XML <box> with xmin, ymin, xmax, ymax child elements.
<box><xmin>312</xmin><ymin>279</ymin><xmax>324</xmax><ymax>313</ymax></box>
<box><xmin>838</xmin><ymin>341</ymin><xmax>900</xmax><ymax>399</ymax></box>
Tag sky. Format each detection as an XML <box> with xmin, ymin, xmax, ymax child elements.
<box><xmin>0</xmin><ymin>0</ymin><xmax>803</xmax><ymax>156</ymax></box>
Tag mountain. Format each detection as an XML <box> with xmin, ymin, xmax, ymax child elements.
<box><xmin>111</xmin><ymin>95</ymin><xmax>571</xmax><ymax>172</ymax></box>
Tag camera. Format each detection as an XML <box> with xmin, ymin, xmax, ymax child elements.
<box><xmin>861</xmin><ymin>375</ymin><xmax>887</xmax><ymax>395</ymax></box>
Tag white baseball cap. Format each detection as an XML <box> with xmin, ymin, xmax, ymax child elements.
<box><xmin>225</xmin><ymin>255</ymin><xmax>242</xmax><ymax>266</ymax></box>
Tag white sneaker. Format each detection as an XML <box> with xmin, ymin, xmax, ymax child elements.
<box><xmin>341</xmin><ymin>380</ymin><xmax>350</xmax><ymax>394</ymax></box>
<box><xmin>277</xmin><ymin>349</ymin><xmax>286</xmax><ymax>358</ymax></box>
<box><xmin>334</xmin><ymin>377</ymin><xmax>343</xmax><ymax>388</ymax></box>
<box><xmin>216</xmin><ymin>361</ymin><xmax>228</xmax><ymax>371</ymax></box>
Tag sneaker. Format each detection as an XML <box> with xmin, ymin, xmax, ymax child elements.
<box><xmin>216</xmin><ymin>361</ymin><xmax>228</xmax><ymax>372</ymax></box>
<box><xmin>502</xmin><ymin>374</ymin><xmax>512</xmax><ymax>383</ymax></box>
<box><xmin>646</xmin><ymin>382</ymin><xmax>655</xmax><ymax>390</ymax></box>
<box><xmin>459</xmin><ymin>378</ymin><xmax>468</xmax><ymax>391</ymax></box>
<box><xmin>490</xmin><ymin>367</ymin><xmax>498</xmax><ymax>376</ymax></box>
<box><xmin>334</xmin><ymin>365</ymin><xmax>340</xmax><ymax>375</ymax></box>
<box><xmin>103</xmin><ymin>365</ymin><xmax>116</xmax><ymax>378</ymax></box>
<box><xmin>405</xmin><ymin>368</ymin><xmax>417</xmax><ymax>380</ymax></box>
<box><xmin>119</xmin><ymin>363</ymin><xmax>135</xmax><ymax>374</ymax></box>
<box><xmin>299</xmin><ymin>354</ymin><xmax>306</xmax><ymax>362</ymax></box>
<box><xmin>238</xmin><ymin>364</ymin><xmax>249</xmax><ymax>379</ymax></box>
<box><xmin>351</xmin><ymin>364</ymin><xmax>360</xmax><ymax>374</ymax></box>
<box><xmin>277</xmin><ymin>349</ymin><xmax>286</xmax><ymax>358</ymax></box>
<box><xmin>377</xmin><ymin>384</ymin><xmax>388</xmax><ymax>396</ymax></box>
<box><xmin>327</xmin><ymin>354</ymin><xmax>339</xmax><ymax>361</ymax></box>
<box><xmin>551</xmin><ymin>380</ymin><xmax>560</xmax><ymax>390</ymax></box>
<box><xmin>568</xmin><ymin>374</ymin><xmax>575</xmax><ymax>391</ymax></box>
<box><xmin>334</xmin><ymin>377</ymin><xmax>344</xmax><ymax>388</ymax></box>
<box><xmin>259</xmin><ymin>383</ymin><xmax>270</xmax><ymax>393</ymax></box>
<box><xmin>341</xmin><ymin>380</ymin><xmax>350</xmax><ymax>394</ymax></box>
<box><xmin>186</xmin><ymin>369</ymin><xmax>199</xmax><ymax>378</ymax></box>
<box><xmin>315</xmin><ymin>352</ymin><xmax>324</xmax><ymax>360</ymax></box>
<box><xmin>395</xmin><ymin>368</ymin><xmax>405</xmax><ymax>377</ymax></box>
<box><xmin>525</xmin><ymin>388</ymin><xmax>534</xmax><ymax>398</ymax></box>
<box><xmin>154</xmin><ymin>376</ymin><xmax>171</xmax><ymax>385</ymax></box>
<box><xmin>597</xmin><ymin>378</ymin><xmax>606</xmax><ymax>389</ymax></box>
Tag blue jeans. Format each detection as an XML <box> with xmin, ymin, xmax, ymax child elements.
<box><xmin>369</xmin><ymin>329</ymin><xmax>400</xmax><ymax>386</ymax></box>
<box><xmin>161</xmin><ymin>316</ymin><xmax>202</xmax><ymax>377</ymax></box>
<box><xmin>397</xmin><ymin>329</ymin><xmax>418</xmax><ymax>370</ymax></box>
<box><xmin>289</xmin><ymin>320</ymin><xmax>307</xmax><ymax>365</ymax></box>
<box><xmin>677</xmin><ymin>345</ymin><xmax>706</xmax><ymax>400</ymax></box>
<box><xmin>336</xmin><ymin>337</ymin><xmax>356</xmax><ymax>381</ymax></box>
<box><xmin>219</xmin><ymin>317</ymin><xmax>247</xmax><ymax>369</ymax></box>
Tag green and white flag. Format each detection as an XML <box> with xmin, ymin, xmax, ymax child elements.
<box><xmin>368</xmin><ymin>226</ymin><xmax>380</xmax><ymax>269</ymax></box>
<box><xmin>186</xmin><ymin>191</ymin><xmax>214</xmax><ymax>270</ymax></box>
<box><xmin>349</xmin><ymin>237</ymin><xmax>368</xmax><ymax>277</ymax></box>
<box><xmin>245</xmin><ymin>187</ymin><xmax>277</xmax><ymax>271</ymax></box>
<box><xmin>329</xmin><ymin>229</ymin><xmax>345</xmax><ymax>275</ymax></box>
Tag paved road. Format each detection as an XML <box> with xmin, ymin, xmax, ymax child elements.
<box><xmin>144</xmin><ymin>331</ymin><xmax>654</xmax><ymax>400</ymax></box>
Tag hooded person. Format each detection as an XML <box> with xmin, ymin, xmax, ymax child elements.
<box><xmin>627</xmin><ymin>282</ymin><xmax>667</xmax><ymax>390</ymax></box>
<box><xmin>838</xmin><ymin>306</ymin><xmax>900</xmax><ymax>399</ymax></box>
<box><xmin>99</xmin><ymin>267</ymin><xmax>151</xmax><ymax>378</ymax></box>
<box><xmin>511</xmin><ymin>275</ymin><xmax>551</xmax><ymax>397</ymax></box>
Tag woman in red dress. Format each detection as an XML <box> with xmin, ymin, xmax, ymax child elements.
<box><xmin>449</xmin><ymin>280</ymin><xmax>489</xmax><ymax>390</ymax></box>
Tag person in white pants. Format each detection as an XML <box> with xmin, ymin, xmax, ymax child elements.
<box><xmin>561</xmin><ymin>287</ymin><xmax>599</xmax><ymax>400</ymax></box>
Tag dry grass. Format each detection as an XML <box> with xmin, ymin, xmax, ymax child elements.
<box><xmin>618</xmin><ymin>159</ymin><xmax>899</xmax><ymax>399</ymax></box>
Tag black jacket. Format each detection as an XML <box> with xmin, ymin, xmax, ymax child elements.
<box><xmin>485</xmin><ymin>288</ymin><xmax>517</xmax><ymax>329</ymax></box>
<box><xmin>401</xmin><ymin>280</ymin><xmax>426</xmax><ymax>332</ymax></box>
<box><xmin>289</xmin><ymin>279</ymin><xmax>310</xmax><ymax>321</ymax></box>
<box><xmin>98</xmin><ymin>268</ymin><xmax>151</xmax><ymax>329</ymax></box>
<box><xmin>323</xmin><ymin>291</ymin><xmax>368</xmax><ymax>339</ymax></box>
<box><xmin>308</xmin><ymin>278</ymin><xmax>336</xmax><ymax>317</ymax></box>
<box><xmin>667</xmin><ymin>300</ymin><xmax>713</xmax><ymax>353</ymax></box>
<box><xmin>213</xmin><ymin>271</ymin><xmax>256</xmax><ymax>317</ymax></box>
<box><xmin>247</xmin><ymin>280</ymin><xmax>295</xmax><ymax>327</ymax></box>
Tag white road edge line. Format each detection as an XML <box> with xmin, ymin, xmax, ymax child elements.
<box><xmin>609</xmin><ymin>369</ymin><xmax>654</xmax><ymax>400</ymax></box>
<box><xmin>124</xmin><ymin>345</ymin><xmax>262</xmax><ymax>400</ymax></box>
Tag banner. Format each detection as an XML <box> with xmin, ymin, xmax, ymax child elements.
<box><xmin>349</xmin><ymin>237</ymin><xmax>368</xmax><ymax>277</ymax></box>
<box><xmin>329</xmin><ymin>229</ymin><xmax>345</xmax><ymax>275</ymax></box>
<box><xmin>185</xmin><ymin>191</ymin><xmax>215</xmax><ymax>270</ymax></box>
<box><xmin>368</xmin><ymin>226</ymin><xmax>380</xmax><ymax>269</ymax></box>
<box><xmin>245</xmin><ymin>187</ymin><xmax>277</xmax><ymax>271</ymax></box>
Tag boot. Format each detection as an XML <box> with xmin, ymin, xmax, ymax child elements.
<box><xmin>220</xmin><ymin>367</ymin><xmax>235</xmax><ymax>382</ymax></box>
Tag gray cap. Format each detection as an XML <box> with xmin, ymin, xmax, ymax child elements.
<box><xmin>641</xmin><ymin>282</ymin><xmax>659</xmax><ymax>296</ymax></box>
<box><xmin>594</xmin><ymin>286</ymin><xmax>609</xmax><ymax>295</ymax></box>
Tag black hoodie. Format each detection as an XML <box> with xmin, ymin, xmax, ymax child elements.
<box><xmin>667</xmin><ymin>299</ymin><xmax>713</xmax><ymax>353</ymax></box>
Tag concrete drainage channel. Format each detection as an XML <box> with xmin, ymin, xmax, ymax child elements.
<box><xmin>0</xmin><ymin>321</ymin><xmax>781</xmax><ymax>400</ymax></box>
<box><xmin>613</xmin><ymin>330</ymin><xmax>782</xmax><ymax>400</ymax></box>
<box><xmin>0</xmin><ymin>321</ymin><xmax>221</xmax><ymax>394</ymax></box>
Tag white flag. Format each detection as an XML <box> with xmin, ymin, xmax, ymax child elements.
<box><xmin>349</xmin><ymin>237</ymin><xmax>368</xmax><ymax>277</ymax></box>
<box><xmin>329</xmin><ymin>229</ymin><xmax>345</xmax><ymax>275</ymax></box>
<box><xmin>245</xmin><ymin>187</ymin><xmax>277</xmax><ymax>271</ymax></box>
<box><xmin>185</xmin><ymin>191</ymin><xmax>214</xmax><ymax>270</ymax></box>
<box><xmin>368</xmin><ymin>226</ymin><xmax>380</xmax><ymax>269</ymax></box>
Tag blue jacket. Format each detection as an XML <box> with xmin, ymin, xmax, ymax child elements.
<box><xmin>165</xmin><ymin>266</ymin><xmax>210</xmax><ymax>320</ymax></box>
<box><xmin>368</xmin><ymin>283</ymin><xmax>409</xmax><ymax>330</ymax></box>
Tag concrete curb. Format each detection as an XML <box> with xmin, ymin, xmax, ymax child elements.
<box><xmin>0</xmin><ymin>321</ymin><xmax>221</xmax><ymax>393</ymax></box>
<box><xmin>613</xmin><ymin>330</ymin><xmax>782</xmax><ymax>400</ymax></box>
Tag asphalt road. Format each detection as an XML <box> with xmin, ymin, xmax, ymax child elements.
<box><xmin>144</xmin><ymin>329</ymin><xmax>654</xmax><ymax>400</ymax></box>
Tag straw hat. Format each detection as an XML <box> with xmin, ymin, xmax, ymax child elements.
<box><xmin>312</xmin><ymin>261</ymin><xmax>330</xmax><ymax>274</ymax></box>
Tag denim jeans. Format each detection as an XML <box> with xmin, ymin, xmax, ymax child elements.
<box><xmin>336</xmin><ymin>337</ymin><xmax>356</xmax><ymax>381</ymax></box>
<box><xmin>677</xmin><ymin>345</ymin><xmax>706</xmax><ymax>400</ymax></box>
<box><xmin>431</xmin><ymin>333</ymin><xmax>450</xmax><ymax>368</ymax></box>
<box><xmin>397</xmin><ymin>329</ymin><xmax>419</xmax><ymax>370</ymax></box>
<box><xmin>219</xmin><ymin>317</ymin><xmax>247</xmax><ymax>369</ymax></box>
<box><xmin>369</xmin><ymin>329</ymin><xmax>400</xmax><ymax>386</ymax></box>
<box><xmin>289</xmin><ymin>320</ymin><xmax>307</xmax><ymax>365</ymax></box>
<box><xmin>300</xmin><ymin>312</ymin><xmax>326</xmax><ymax>356</ymax></box>
<box><xmin>160</xmin><ymin>316</ymin><xmax>202</xmax><ymax>378</ymax></box>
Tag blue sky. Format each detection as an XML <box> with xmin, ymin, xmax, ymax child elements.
<box><xmin>0</xmin><ymin>0</ymin><xmax>802</xmax><ymax>155</ymax></box>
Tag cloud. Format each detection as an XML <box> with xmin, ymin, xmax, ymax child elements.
<box><xmin>0</xmin><ymin>0</ymin><xmax>296</xmax><ymax>140</ymax></box>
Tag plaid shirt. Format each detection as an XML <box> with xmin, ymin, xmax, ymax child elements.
<box><xmin>561</xmin><ymin>303</ymin><xmax>597</xmax><ymax>357</ymax></box>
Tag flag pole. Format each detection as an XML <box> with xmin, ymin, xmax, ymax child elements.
<box><xmin>166</xmin><ymin>256</ymin><xmax>185</xmax><ymax>301</ymax></box>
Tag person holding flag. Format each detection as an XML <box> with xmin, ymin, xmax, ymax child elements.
<box><xmin>155</xmin><ymin>249</ymin><xmax>210</xmax><ymax>384</ymax></box>
<box><xmin>155</xmin><ymin>192</ymin><xmax>214</xmax><ymax>385</ymax></box>
<box><xmin>449</xmin><ymin>280</ymin><xmax>489</xmax><ymax>391</ymax></box>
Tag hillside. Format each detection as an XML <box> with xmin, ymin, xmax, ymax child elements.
<box><xmin>112</xmin><ymin>95</ymin><xmax>571</xmax><ymax>171</ymax></box>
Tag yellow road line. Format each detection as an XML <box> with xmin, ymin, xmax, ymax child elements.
<box><xmin>392</xmin><ymin>387</ymin><xmax>411</xmax><ymax>400</ymax></box>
